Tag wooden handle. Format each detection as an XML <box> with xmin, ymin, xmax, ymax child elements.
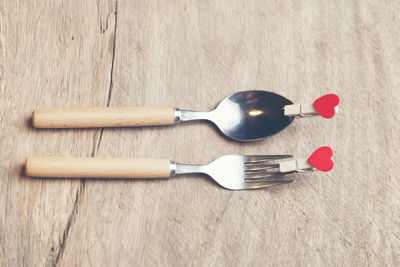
<box><xmin>25</xmin><ymin>157</ymin><xmax>172</xmax><ymax>178</ymax></box>
<box><xmin>32</xmin><ymin>107</ymin><xmax>176</xmax><ymax>128</ymax></box>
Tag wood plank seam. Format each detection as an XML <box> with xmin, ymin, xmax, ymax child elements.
<box><xmin>44</xmin><ymin>1</ymin><xmax>119</xmax><ymax>265</ymax></box>
<box><xmin>95</xmin><ymin>0</ymin><xmax>118</xmax><ymax>157</ymax></box>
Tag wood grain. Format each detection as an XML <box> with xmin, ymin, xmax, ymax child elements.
<box><xmin>25</xmin><ymin>157</ymin><xmax>171</xmax><ymax>178</ymax></box>
<box><xmin>32</xmin><ymin>106</ymin><xmax>176</xmax><ymax>128</ymax></box>
<box><xmin>1</xmin><ymin>0</ymin><xmax>400</xmax><ymax>266</ymax></box>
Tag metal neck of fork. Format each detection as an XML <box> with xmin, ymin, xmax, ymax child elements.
<box><xmin>169</xmin><ymin>162</ymin><xmax>206</xmax><ymax>176</ymax></box>
<box><xmin>174</xmin><ymin>109</ymin><xmax>213</xmax><ymax>122</ymax></box>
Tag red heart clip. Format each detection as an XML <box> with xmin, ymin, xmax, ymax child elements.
<box><xmin>308</xmin><ymin>146</ymin><xmax>334</xmax><ymax>172</ymax></box>
<box><xmin>313</xmin><ymin>94</ymin><xmax>340</xmax><ymax>119</ymax></box>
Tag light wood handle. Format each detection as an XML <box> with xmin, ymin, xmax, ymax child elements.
<box><xmin>32</xmin><ymin>107</ymin><xmax>176</xmax><ymax>128</ymax></box>
<box><xmin>25</xmin><ymin>157</ymin><xmax>172</xmax><ymax>178</ymax></box>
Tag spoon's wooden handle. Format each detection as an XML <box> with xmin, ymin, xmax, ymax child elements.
<box><xmin>25</xmin><ymin>157</ymin><xmax>172</xmax><ymax>178</ymax></box>
<box><xmin>32</xmin><ymin>107</ymin><xmax>176</xmax><ymax>128</ymax></box>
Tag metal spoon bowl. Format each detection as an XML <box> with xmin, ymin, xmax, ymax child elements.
<box><xmin>176</xmin><ymin>91</ymin><xmax>295</xmax><ymax>141</ymax></box>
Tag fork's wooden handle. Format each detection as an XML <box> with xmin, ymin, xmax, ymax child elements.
<box><xmin>32</xmin><ymin>107</ymin><xmax>176</xmax><ymax>128</ymax></box>
<box><xmin>25</xmin><ymin>158</ymin><xmax>172</xmax><ymax>178</ymax></box>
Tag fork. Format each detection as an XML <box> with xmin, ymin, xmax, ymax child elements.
<box><xmin>25</xmin><ymin>153</ymin><xmax>320</xmax><ymax>190</ymax></box>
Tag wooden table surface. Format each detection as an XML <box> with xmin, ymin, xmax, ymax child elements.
<box><xmin>1</xmin><ymin>1</ymin><xmax>400</xmax><ymax>266</ymax></box>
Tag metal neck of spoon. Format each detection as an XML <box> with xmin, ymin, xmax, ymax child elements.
<box><xmin>174</xmin><ymin>109</ymin><xmax>214</xmax><ymax>122</ymax></box>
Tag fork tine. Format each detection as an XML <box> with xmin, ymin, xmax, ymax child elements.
<box><xmin>245</xmin><ymin>180</ymin><xmax>294</xmax><ymax>189</ymax></box>
<box><xmin>244</xmin><ymin>163</ymin><xmax>280</xmax><ymax>172</ymax></box>
<box><xmin>244</xmin><ymin>173</ymin><xmax>292</xmax><ymax>182</ymax></box>
<box><xmin>245</xmin><ymin>174</ymin><xmax>282</xmax><ymax>181</ymax></box>
<box><xmin>244</xmin><ymin>155</ymin><xmax>293</xmax><ymax>163</ymax></box>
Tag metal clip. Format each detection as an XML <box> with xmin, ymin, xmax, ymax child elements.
<box><xmin>284</xmin><ymin>103</ymin><xmax>339</xmax><ymax>118</ymax></box>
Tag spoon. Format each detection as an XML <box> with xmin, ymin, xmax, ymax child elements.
<box><xmin>33</xmin><ymin>91</ymin><xmax>339</xmax><ymax>141</ymax></box>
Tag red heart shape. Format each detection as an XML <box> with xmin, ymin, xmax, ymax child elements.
<box><xmin>308</xmin><ymin>146</ymin><xmax>334</xmax><ymax>172</ymax></box>
<box><xmin>313</xmin><ymin>94</ymin><xmax>340</xmax><ymax>119</ymax></box>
